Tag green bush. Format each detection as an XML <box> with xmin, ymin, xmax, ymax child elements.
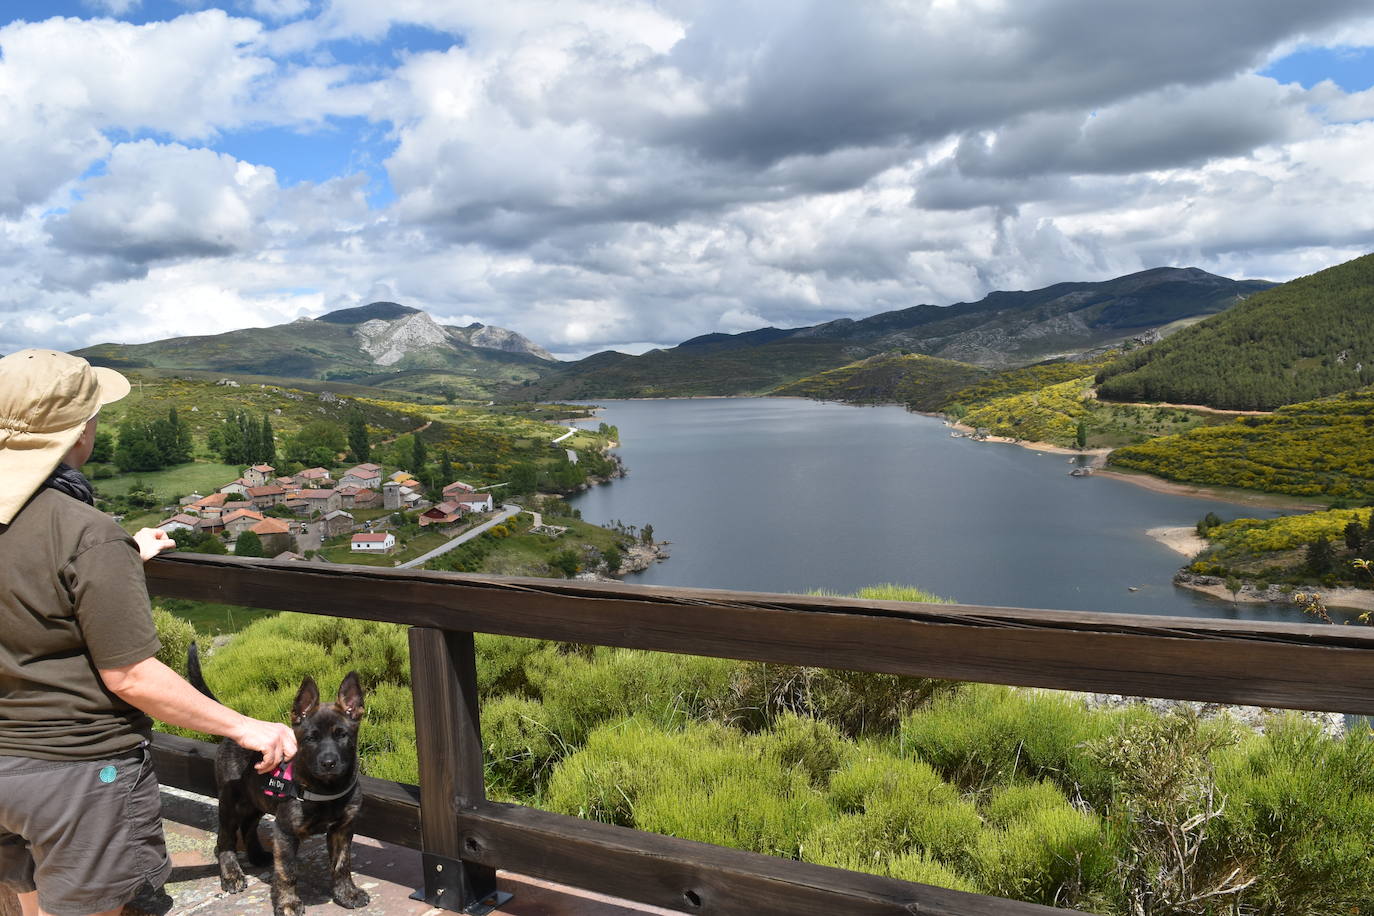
<box><xmin>482</xmin><ymin>695</ymin><xmax>560</xmax><ymax>799</ymax></box>
<box><xmin>823</xmin><ymin>750</ymin><xmax>981</xmax><ymax>865</ymax></box>
<box><xmin>971</xmin><ymin>784</ymin><xmax>1116</xmax><ymax>909</ymax></box>
<box><xmin>152</xmin><ymin>606</ymin><xmax>198</xmax><ymax>677</ymax></box>
<box><xmin>759</xmin><ymin>713</ymin><xmax>852</xmax><ymax>788</ymax></box>
<box><xmin>1214</xmin><ymin>715</ymin><xmax>1374</xmax><ymax>913</ymax></box>
<box><xmin>902</xmin><ymin>686</ymin><xmax>1110</xmax><ymax>802</ymax></box>
<box><xmin>545</xmin><ymin>718</ymin><xmax>828</xmax><ymax>859</ymax></box>
<box><xmin>524</xmin><ymin>647</ymin><xmax>736</xmax><ymax>748</ymax></box>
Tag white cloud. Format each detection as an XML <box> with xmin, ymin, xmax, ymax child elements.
<box><xmin>48</xmin><ymin>141</ymin><xmax>280</xmax><ymax>263</ymax></box>
<box><xmin>3</xmin><ymin>1</ymin><xmax>1374</xmax><ymax>359</ymax></box>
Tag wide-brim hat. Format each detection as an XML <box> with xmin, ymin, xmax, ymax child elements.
<box><xmin>0</xmin><ymin>349</ymin><xmax>131</xmax><ymax>525</ymax></box>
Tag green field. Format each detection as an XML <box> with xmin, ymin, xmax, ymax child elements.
<box><xmin>92</xmin><ymin>461</ymin><xmax>241</xmax><ymax>503</ymax></box>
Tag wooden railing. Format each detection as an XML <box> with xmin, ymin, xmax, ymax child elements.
<box><xmin>143</xmin><ymin>553</ymin><xmax>1374</xmax><ymax>916</ymax></box>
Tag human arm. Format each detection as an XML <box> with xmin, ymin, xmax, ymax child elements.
<box><xmin>132</xmin><ymin>527</ymin><xmax>176</xmax><ymax>561</ymax></box>
<box><xmin>99</xmin><ymin>656</ymin><xmax>296</xmax><ymax>773</ymax></box>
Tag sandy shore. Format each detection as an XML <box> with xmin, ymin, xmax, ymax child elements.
<box><xmin>1176</xmin><ymin>579</ymin><xmax>1374</xmax><ymax>614</ymax></box>
<box><xmin>1147</xmin><ymin>526</ymin><xmax>1207</xmax><ymax>558</ymax></box>
<box><xmin>1093</xmin><ymin>468</ymin><xmax>1323</xmax><ymax>511</ymax></box>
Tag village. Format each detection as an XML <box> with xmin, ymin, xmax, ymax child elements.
<box><xmin>151</xmin><ymin>461</ymin><xmax>498</xmax><ymax>563</ymax></box>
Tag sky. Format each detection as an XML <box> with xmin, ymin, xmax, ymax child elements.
<box><xmin>2</xmin><ymin>1</ymin><xmax>1373</xmax><ymax>360</ymax></box>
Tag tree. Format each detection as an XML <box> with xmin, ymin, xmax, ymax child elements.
<box><xmin>90</xmin><ymin>431</ymin><xmax>114</xmax><ymax>464</ymax></box>
<box><xmin>603</xmin><ymin>545</ymin><xmax>622</xmax><ymax>575</ymax></box>
<box><xmin>347</xmin><ymin>411</ymin><xmax>370</xmax><ymax>462</ymax></box>
<box><xmin>439</xmin><ymin>451</ymin><xmax>454</xmax><ymax>485</ymax></box>
<box><xmin>1075</xmin><ymin>419</ymin><xmax>1088</xmax><ymax>449</ymax></box>
<box><xmin>412</xmin><ymin>434</ymin><xmax>428</xmax><ymax>472</ymax></box>
<box><xmin>1306</xmin><ymin>537</ymin><xmax>1335</xmax><ymax>576</ymax></box>
<box><xmin>260</xmin><ymin>414</ymin><xmax>276</xmax><ymax>465</ymax></box>
<box><xmin>234</xmin><ymin>530</ymin><xmax>265</xmax><ymax>558</ymax></box>
<box><xmin>286</xmin><ymin>421</ymin><xmax>346</xmax><ymax>467</ymax></box>
<box><xmin>549</xmin><ymin>548</ymin><xmax>581</xmax><ymax>578</ymax></box>
<box><xmin>641</xmin><ymin>523</ymin><xmax>655</xmax><ymax>545</ymax></box>
<box><xmin>114</xmin><ymin>419</ymin><xmax>163</xmax><ymax>472</ymax></box>
<box><xmin>1344</xmin><ymin>522</ymin><xmax>1364</xmax><ymax>552</ymax></box>
<box><xmin>1224</xmin><ymin>576</ymin><xmax>1243</xmax><ymax>603</ymax></box>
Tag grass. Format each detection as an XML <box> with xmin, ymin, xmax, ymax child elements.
<box><xmin>92</xmin><ymin>461</ymin><xmax>242</xmax><ymax>503</ymax></box>
<box><xmin>153</xmin><ymin>598</ymin><xmax>275</xmax><ymax>635</ymax></box>
<box><xmin>319</xmin><ymin>528</ymin><xmax>454</xmax><ymax>565</ymax></box>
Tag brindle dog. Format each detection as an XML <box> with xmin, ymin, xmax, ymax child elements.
<box><xmin>188</xmin><ymin>643</ymin><xmax>369</xmax><ymax>916</ymax></box>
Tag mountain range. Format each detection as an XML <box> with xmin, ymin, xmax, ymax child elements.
<box><xmin>77</xmin><ymin>302</ymin><xmax>556</xmax><ymax>399</ymax></box>
<box><xmin>517</xmin><ymin>267</ymin><xmax>1273</xmax><ymax>400</ymax></box>
<box><xmin>74</xmin><ymin>266</ymin><xmax>1276</xmax><ymax>402</ymax></box>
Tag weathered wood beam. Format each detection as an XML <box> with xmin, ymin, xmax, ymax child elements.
<box><xmin>146</xmin><ymin>554</ymin><xmax>1374</xmax><ymax>714</ymax></box>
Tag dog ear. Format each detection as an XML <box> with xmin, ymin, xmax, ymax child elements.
<box><xmin>292</xmin><ymin>677</ymin><xmax>320</xmax><ymax>725</ymax></box>
<box><xmin>336</xmin><ymin>671</ymin><xmax>365</xmax><ymax>721</ymax></box>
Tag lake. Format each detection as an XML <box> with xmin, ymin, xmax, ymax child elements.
<box><xmin>567</xmin><ymin>397</ymin><xmax>1302</xmax><ymax>622</ymax></box>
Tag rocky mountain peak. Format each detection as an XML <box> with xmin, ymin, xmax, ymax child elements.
<box><xmin>355</xmin><ymin>311</ymin><xmax>450</xmax><ymax>366</ymax></box>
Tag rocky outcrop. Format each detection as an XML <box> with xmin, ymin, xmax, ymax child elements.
<box><xmin>451</xmin><ymin>323</ymin><xmax>557</xmax><ymax>362</ymax></box>
<box><xmin>1075</xmin><ymin>691</ymin><xmax>1346</xmax><ymax>738</ymax></box>
<box><xmin>355</xmin><ymin>311</ymin><xmax>451</xmax><ymax>366</ymax></box>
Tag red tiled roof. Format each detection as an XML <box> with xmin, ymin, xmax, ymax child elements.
<box><xmin>247</xmin><ymin>485</ymin><xmax>286</xmax><ymax>497</ymax></box>
<box><xmin>301</xmin><ymin>488</ymin><xmax>338</xmax><ymax>500</ymax></box>
<box><xmin>250</xmin><ymin>518</ymin><xmax>291</xmax><ymax>535</ymax></box>
<box><xmin>192</xmin><ymin>493</ymin><xmax>228</xmax><ymax>508</ymax></box>
<box><xmin>449</xmin><ymin>493</ymin><xmax>492</xmax><ymax>504</ymax></box>
<box><xmin>222</xmin><ymin>509</ymin><xmax>266</xmax><ymax>524</ymax></box>
<box><xmin>250</xmin><ymin>464</ymin><xmax>275</xmax><ymax>473</ymax></box>
<box><xmin>352</xmin><ymin>533</ymin><xmax>391</xmax><ymax>543</ymax></box>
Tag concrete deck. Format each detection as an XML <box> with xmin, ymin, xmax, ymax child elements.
<box><xmin>123</xmin><ymin>789</ymin><xmax>682</xmax><ymax>916</ymax></box>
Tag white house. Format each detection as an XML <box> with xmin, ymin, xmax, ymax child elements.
<box><xmin>351</xmin><ymin>532</ymin><xmax>396</xmax><ymax>553</ymax></box>
<box><xmin>157</xmin><ymin>514</ymin><xmax>199</xmax><ymax>535</ymax></box>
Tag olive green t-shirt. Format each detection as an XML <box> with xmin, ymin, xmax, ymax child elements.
<box><xmin>0</xmin><ymin>487</ymin><xmax>161</xmax><ymax>760</ymax></box>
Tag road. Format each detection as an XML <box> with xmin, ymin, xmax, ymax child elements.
<box><xmin>396</xmin><ymin>503</ymin><xmax>522</xmax><ymax>569</ymax></box>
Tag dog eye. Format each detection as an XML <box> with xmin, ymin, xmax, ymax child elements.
<box><xmin>304</xmin><ymin>730</ymin><xmax>320</xmax><ymax>741</ymax></box>
<box><xmin>333</xmin><ymin>728</ymin><xmax>348</xmax><ymax>741</ymax></box>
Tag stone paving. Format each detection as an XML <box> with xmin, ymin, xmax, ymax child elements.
<box><xmin>124</xmin><ymin>789</ymin><xmax>679</xmax><ymax>916</ymax></box>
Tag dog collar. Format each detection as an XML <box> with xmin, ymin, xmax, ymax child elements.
<box><xmin>264</xmin><ymin>761</ymin><xmax>357</xmax><ymax>803</ymax></box>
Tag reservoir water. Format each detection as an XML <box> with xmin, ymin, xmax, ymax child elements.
<box><xmin>567</xmin><ymin>397</ymin><xmax>1300</xmax><ymax>622</ymax></box>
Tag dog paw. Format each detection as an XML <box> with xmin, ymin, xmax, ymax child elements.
<box><xmin>218</xmin><ymin>853</ymin><xmax>248</xmax><ymax>894</ymax></box>
<box><xmin>333</xmin><ymin>883</ymin><xmax>371</xmax><ymax>909</ymax></box>
<box><xmin>273</xmin><ymin>897</ymin><xmax>303</xmax><ymax>916</ymax></box>
<box><xmin>220</xmin><ymin>872</ymin><xmax>248</xmax><ymax>894</ymax></box>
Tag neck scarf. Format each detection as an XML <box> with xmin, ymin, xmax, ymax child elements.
<box><xmin>42</xmin><ymin>463</ymin><xmax>95</xmax><ymax>506</ymax></box>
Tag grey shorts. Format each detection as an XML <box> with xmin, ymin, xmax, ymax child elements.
<box><xmin>0</xmin><ymin>747</ymin><xmax>171</xmax><ymax>916</ymax></box>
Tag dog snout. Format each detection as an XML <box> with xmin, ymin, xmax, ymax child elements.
<box><xmin>318</xmin><ymin>753</ymin><xmax>341</xmax><ymax>773</ymax></box>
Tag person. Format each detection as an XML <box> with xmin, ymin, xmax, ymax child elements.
<box><xmin>0</xmin><ymin>350</ymin><xmax>297</xmax><ymax>916</ymax></box>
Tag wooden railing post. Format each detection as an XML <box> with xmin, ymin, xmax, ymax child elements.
<box><xmin>408</xmin><ymin>627</ymin><xmax>509</xmax><ymax>912</ymax></box>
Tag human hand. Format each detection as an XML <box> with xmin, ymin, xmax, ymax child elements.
<box><xmin>133</xmin><ymin>527</ymin><xmax>176</xmax><ymax>561</ymax></box>
<box><xmin>234</xmin><ymin>719</ymin><xmax>298</xmax><ymax>774</ymax></box>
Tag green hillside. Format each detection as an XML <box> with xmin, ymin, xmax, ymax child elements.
<box><xmin>515</xmin><ymin>338</ymin><xmax>855</xmax><ymax>399</ymax></box>
<box><xmin>945</xmin><ymin>354</ymin><xmax>1119</xmax><ymax>410</ymax></box>
<box><xmin>76</xmin><ymin>302</ymin><xmax>556</xmax><ymax>400</ymax></box>
<box><xmin>1096</xmin><ymin>252</ymin><xmax>1374</xmax><ymax>409</ymax></box>
<box><xmin>518</xmin><ymin>267</ymin><xmax>1270</xmax><ymax>400</ymax></box>
<box><xmin>1108</xmin><ymin>387</ymin><xmax>1374</xmax><ymax>500</ymax></box>
<box><xmin>771</xmin><ymin>352</ymin><xmax>987</xmax><ymax>411</ymax></box>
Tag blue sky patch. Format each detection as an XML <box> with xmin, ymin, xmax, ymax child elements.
<box><xmin>1263</xmin><ymin>45</ymin><xmax>1374</xmax><ymax>92</ymax></box>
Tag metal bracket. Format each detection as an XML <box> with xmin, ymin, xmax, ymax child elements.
<box><xmin>409</xmin><ymin>853</ymin><xmax>511</xmax><ymax>914</ymax></box>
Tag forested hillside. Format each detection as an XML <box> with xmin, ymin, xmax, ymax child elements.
<box><xmin>1096</xmin><ymin>252</ymin><xmax>1374</xmax><ymax>409</ymax></box>
<box><xmin>1108</xmin><ymin>387</ymin><xmax>1374</xmax><ymax>499</ymax></box>
<box><xmin>771</xmin><ymin>352</ymin><xmax>987</xmax><ymax>411</ymax></box>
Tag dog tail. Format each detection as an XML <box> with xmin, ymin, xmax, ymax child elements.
<box><xmin>186</xmin><ymin>642</ymin><xmax>220</xmax><ymax>703</ymax></box>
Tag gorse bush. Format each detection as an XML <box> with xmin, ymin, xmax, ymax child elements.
<box><xmin>899</xmin><ymin>684</ymin><xmax>1148</xmax><ymax>805</ymax></box>
<box><xmin>1213</xmin><ymin>715</ymin><xmax>1374</xmax><ymax>914</ymax></box>
<box><xmin>157</xmin><ymin>601</ymin><xmax>1374</xmax><ymax>913</ymax></box>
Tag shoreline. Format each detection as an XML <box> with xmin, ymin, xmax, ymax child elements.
<box><xmin>935</xmin><ymin>414</ymin><xmax>1321</xmax><ymax>511</ymax></box>
<box><xmin>1173</xmin><ymin>577</ymin><xmax>1374</xmax><ymax>614</ymax></box>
